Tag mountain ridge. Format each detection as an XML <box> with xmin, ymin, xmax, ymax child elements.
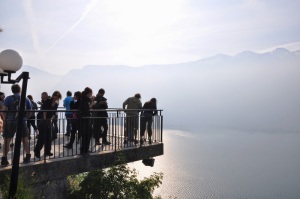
<box><xmin>21</xmin><ymin>48</ymin><xmax>299</xmax><ymax>75</ymax></box>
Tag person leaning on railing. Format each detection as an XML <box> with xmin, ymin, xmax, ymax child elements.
<box><xmin>140</xmin><ymin>98</ymin><xmax>157</xmax><ymax>145</ymax></box>
<box><xmin>122</xmin><ymin>93</ymin><xmax>142</xmax><ymax>144</ymax></box>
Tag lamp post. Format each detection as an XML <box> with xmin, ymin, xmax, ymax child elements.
<box><xmin>0</xmin><ymin>49</ymin><xmax>30</xmax><ymax>198</ymax></box>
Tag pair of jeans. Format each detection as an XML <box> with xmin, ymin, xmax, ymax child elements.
<box><xmin>80</xmin><ymin>117</ymin><xmax>92</xmax><ymax>153</ymax></box>
<box><xmin>140</xmin><ymin>115</ymin><xmax>153</xmax><ymax>138</ymax></box>
<box><xmin>124</xmin><ymin>115</ymin><xmax>138</xmax><ymax>141</ymax></box>
<box><xmin>65</xmin><ymin>114</ymin><xmax>73</xmax><ymax>135</ymax></box>
<box><xmin>93</xmin><ymin>118</ymin><xmax>109</xmax><ymax>141</ymax></box>
<box><xmin>35</xmin><ymin>120</ymin><xmax>52</xmax><ymax>154</ymax></box>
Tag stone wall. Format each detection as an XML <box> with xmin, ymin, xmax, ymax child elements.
<box><xmin>0</xmin><ymin>143</ymin><xmax>164</xmax><ymax>198</ymax></box>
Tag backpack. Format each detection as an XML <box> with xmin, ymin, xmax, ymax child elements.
<box><xmin>31</xmin><ymin>101</ymin><xmax>38</xmax><ymax>110</ymax></box>
<box><xmin>9</xmin><ymin>95</ymin><xmax>20</xmax><ymax>119</ymax></box>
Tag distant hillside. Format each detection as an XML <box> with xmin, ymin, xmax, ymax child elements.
<box><xmin>1</xmin><ymin>48</ymin><xmax>299</xmax><ymax>133</ymax></box>
<box><xmin>0</xmin><ymin>65</ymin><xmax>63</xmax><ymax>104</ymax></box>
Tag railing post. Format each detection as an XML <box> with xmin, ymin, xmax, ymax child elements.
<box><xmin>9</xmin><ymin>72</ymin><xmax>29</xmax><ymax>198</ymax></box>
<box><xmin>114</xmin><ymin>111</ymin><xmax>117</xmax><ymax>152</ymax></box>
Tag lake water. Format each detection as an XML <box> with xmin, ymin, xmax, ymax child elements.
<box><xmin>129</xmin><ymin>129</ymin><xmax>300</xmax><ymax>199</ymax></box>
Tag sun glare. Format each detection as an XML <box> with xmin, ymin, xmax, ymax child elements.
<box><xmin>102</xmin><ymin>0</ymin><xmax>182</xmax><ymax>34</ymax></box>
<box><xmin>89</xmin><ymin>0</ymin><xmax>185</xmax><ymax>65</ymax></box>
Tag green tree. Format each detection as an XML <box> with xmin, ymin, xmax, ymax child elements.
<box><xmin>68</xmin><ymin>163</ymin><xmax>163</xmax><ymax>199</ymax></box>
<box><xmin>0</xmin><ymin>174</ymin><xmax>33</xmax><ymax>199</ymax></box>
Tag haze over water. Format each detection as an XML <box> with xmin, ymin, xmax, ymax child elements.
<box><xmin>130</xmin><ymin>129</ymin><xmax>300</xmax><ymax>199</ymax></box>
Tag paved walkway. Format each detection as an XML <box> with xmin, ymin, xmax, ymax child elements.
<box><xmin>0</xmin><ymin>133</ymin><xmax>155</xmax><ymax>168</ymax></box>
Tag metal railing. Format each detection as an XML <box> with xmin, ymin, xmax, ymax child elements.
<box><xmin>1</xmin><ymin>108</ymin><xmax>163</xmax><ymax>164</ymax></box>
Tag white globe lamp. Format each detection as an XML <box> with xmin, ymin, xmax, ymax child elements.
<box><xmin>0</xmin><ymin>49</ymin><xmax>23</xmax><ymax>72</ymax></box>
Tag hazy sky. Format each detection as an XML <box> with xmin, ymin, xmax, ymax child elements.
<box><xmin>1</xmin><ymin>0</ymin><xmax>300</xmax><ymax>74</ymax></box>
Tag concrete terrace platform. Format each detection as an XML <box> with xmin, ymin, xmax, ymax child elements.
<box><xmin>0</xmin><ymin>133</ymin><xmax>163</xmax><ymax>198</ymax></box>
<box><xmin>0</xmin><ymin>142</ymin><xmax>164</xmax><ymax>181</ymax></box>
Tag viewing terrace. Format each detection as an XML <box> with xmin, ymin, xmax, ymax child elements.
<box><xmin>0</xmin><ymin>108</ymin><xmax>164</xmax><ymax>198</ymax></box>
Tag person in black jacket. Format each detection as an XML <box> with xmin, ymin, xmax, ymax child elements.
<box><xmin>36</xmin><ymin>92</ymin><xmax>49</xmax><ymax>138</ymax></box>
<box><xmin>63</xmin><ymin>91</ymin><xmax>82</xmax><ymax>149</ymax></box>
<box><xmin>92</xmin><ymin>88</ymin><xmax>111</xmax><ymax>145</ymax></box>
<box><xmin>140</xmin><ymin>98</ymin><xmax>157</xmax><ymax>144</ymax></box>
<box><xmin>79</xmin><ymin>87</ymin><xmax>94</xmax><ymax>155</ymax></box>
<box><xmin>34</xmin><ymin>91</ymin><xmax>62</xmax><ymax>158</ymax></box>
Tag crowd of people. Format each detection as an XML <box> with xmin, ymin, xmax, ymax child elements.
<box><xmin>0</xmin><ymin>84</ymin><xmax>158</xmax><ymax>167</ymax></box>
